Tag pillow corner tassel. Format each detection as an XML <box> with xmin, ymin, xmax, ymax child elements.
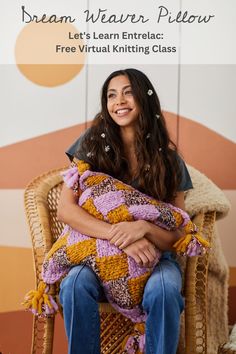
<box><xmin>121</xmin><ymin>323</ymin><xmax>145</xmax><ymax>354</ymax></box>
<box><xmin>22</xmin><ymin>281</ymin><xmax>59</xmax><ymax>317</ymax></box>
<box><xmin>173</xmin><ymin>222</ymin><xmax>210</xmax><ymax>256</ymax></box>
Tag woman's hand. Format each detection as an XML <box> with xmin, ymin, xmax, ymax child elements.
<box><xmin>123</xmin><ymin>238</ymin><xmax>158</xmax><ymax>268</ymax></box>
<box><xmin>108</xmin><ymin>220</ymin><xmax>148</xmax><ymax>249</ymax></box>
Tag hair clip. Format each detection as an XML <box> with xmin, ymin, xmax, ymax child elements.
<box><xmin>147</xmin><ymin>89</ymin><xmax>153</xmax><ymax>96</ymax></box>
<box><xmin>146</xmin><ymin>133</ymin><xmax>151</xmax><ymax>139</ymax></box>
<box><xmin>101</xmin><ymin>133</ymin><xmax>106</xmax><ymax>138</ymax></box>
<box><xmin>155</xmin><ymin>114</ymin><xmax>160</xmax><ymax>119</ymax></box>
<box><xmin>104</xmin><ymin>145</ymin><xmax>110</xmax><ymax>152</ymax></box>
<box><xmin>86</xmin><ymin>151</ymin><xmax>93</xmax><ymax>158</ymax></box>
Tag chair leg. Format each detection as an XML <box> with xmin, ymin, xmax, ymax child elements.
<box><xmin>31</xmin><ymin>315</ymin><xmax>55</xmax><ymax>354</ymax></box>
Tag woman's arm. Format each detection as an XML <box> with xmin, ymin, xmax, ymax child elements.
<box><xmin>57</xmin><ymin>183</ymin><xmax>111</xmax><ymax>240</ymax></box>
<box><xmin>109</xmin><ymin>192</ymin><xmax>186</xmax><ymax>251</ymax></box>
<box><xmin>58</xmin><ymin>184</ymin><xmax>158</xmax><ymax>266</ymax></box>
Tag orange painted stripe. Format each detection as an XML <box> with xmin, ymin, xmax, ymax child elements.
<box><xmin>0</xmin><ymin>247</ymin><xmax>34</xmax><ymax>312</ymax></box>
<box><xmin>229</xmin><ymin>287</ymin><xmax>236</xmax><ymax>325</ymax></box>
<box><xmin>0</xmin><ymin>123</ymin><xmax>87</xmax><ymax>189</ymax></box>
<box><xmin>179</xmin><ymin>116</ymin><xmax>236</xmax><ymax>189</ymax></box>
<box><xmin>0</xmin><ymin>114</ymin><xmax>177</xmax><ymax>189</ymax></box>
<box><xmin>229</xmin><ymin>267</ymin><xmax>236</xmax><ymax>287</ymax></box>
<box><xmin>0</xmin><ymin>113</ymin><xmax>235</xmax><ymax>189</ymax></box>
<box><xmin>0</xmin><ymin>311</ymin><xmax>67</xmax><ymax>354</ymax></box>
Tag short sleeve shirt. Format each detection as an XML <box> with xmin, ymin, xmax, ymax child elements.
<box><xmin>66</xmin><ymin>129</ymin><xmax>193</xmax><ymax>192</ymax></box>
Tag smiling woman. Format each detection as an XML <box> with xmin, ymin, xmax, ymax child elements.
<box><xmin>106</xmin><ymin>75</ymin><xmax>140</xmax><ymax>130</ymax></box>
<box><xmin>45</xmin><ymin>68</ymin><xmax>195</xmax><ymax>354</ymax></box>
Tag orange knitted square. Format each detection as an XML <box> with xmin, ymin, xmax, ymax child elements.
<box><xmin>106</xmin><ymin>205</ymin><xmax>134</xmax><ymax>224</ymax></box>
<box><xmin>85</xmin><ymin>175</ymin><xmax>107</xmax><ymax>187</ymax></box>
<box><xmin>114</xmin><ymin>181</ymin><xmax>132</xmax><ymax>191</ymax></box>
<box><xmin>82</xmin><ymin>198</ymin><xmax>104</xmax><ymax>220</ymax></box>
<box><xmin>96</xmin><ymin>253</ymin><xmax>129</xmax><ymax>281</ymax></box>
<box><xmin>67</xmin><ymin>239</ymin><xmax>97</xmax><ymax>263</ymax></box>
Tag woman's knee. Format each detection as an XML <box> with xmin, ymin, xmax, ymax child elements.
<box><xmin>143</xmin><ymin>280</ymin><xmax>184</xmax><ymax>315</ymax></box>
<box><xmin>142</xmin><ymin>263</ymin><xmax>184</xmax><ymax>312</ymax></box>
<box><xmin>60</xmin><ymin>265</ymin><xmax>102</xmax><ymax>302</ymax></box>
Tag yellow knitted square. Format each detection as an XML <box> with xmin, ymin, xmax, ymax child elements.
<box><xmin>172</xmin><ymin>211</ymin><xmax>183</xmax><ymax>227</ymax></box>
<box><xmin>96</xmin><ymin>253</ymin><xmax>128</xmax><ymax>281</ymax></box>
<box><xmin>114</xmin><ymin>181</ymin><xmax>132</xmax><ymax>191</ymax></box>
<box><xmin>107</xmin><ymin>205</ymin><xmax>133</xmax><ymax>224</ymax></box>
<box><xmin>67</xmin><ymin>239</ymin><xmax>97</xmax><ymax>263</ymax></box>
<box><xmin>76</xmin><ymin>160</ymin><xmax>91</xmax><ymax>174</ymax></box>
<box><xmin>82</xmin><ymin>198</ymin><xmax>104</xmax><ymax>220</ymax></box>
<box><xmin>85</xmin><ymin>175</ymin><xmax>107</xmax><ymax>187</ymax></box>
<box><xmin>128</xmin><ymin>272</ymin><xmax>151</xmax><ymax>305</ymax></box>
<box><xmin>149</xmin><ymin>199</ymin><xmax>159</xmax><ymax>206</ymax></box>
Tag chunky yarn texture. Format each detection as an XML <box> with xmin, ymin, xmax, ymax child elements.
<box><xmin>23</xmin><ymin>159</ymin><xmax>210</xmax><ymax>352</ymax></box>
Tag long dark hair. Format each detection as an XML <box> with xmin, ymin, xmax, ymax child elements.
<box><xmin>78</xmin><ymin>68</ymin><xmax>182</xmax><ymax>202</ymax></box>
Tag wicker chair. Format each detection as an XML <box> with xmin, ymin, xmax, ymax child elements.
<box><xmin>24</xmin><ymin>167</ymin><xmax>216</xmax><ymax>354</ymax></box>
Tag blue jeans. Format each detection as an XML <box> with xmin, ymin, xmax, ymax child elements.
<box><xmin>59</xmin><ymin>253</ymin><xmax>184</xmax><ymax>354</ymax></box>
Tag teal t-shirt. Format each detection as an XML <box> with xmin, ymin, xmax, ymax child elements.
<box><xmin>66</xmin><ymin>129</ymin><xmax>193</xmax><ymax>192</ymax></box>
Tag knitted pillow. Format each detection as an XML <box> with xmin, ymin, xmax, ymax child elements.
<box><xmin>24</xmin><ymin>159</ymin><xmax>209</xmax><ymax>323</ymax></box>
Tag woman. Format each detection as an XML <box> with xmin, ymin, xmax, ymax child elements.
<box><xmin>58</xmin><ymin>68</ymin><xmax>193</xmax><ymax>354</ymax></box>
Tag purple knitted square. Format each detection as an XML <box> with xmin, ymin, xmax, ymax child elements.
<box><xmin>79</xmin><ymin>187</ymin><xmax>92</xmax><ymax>206</ymax></box>
<box><xmin>96</xmin><ymin>239</ymin><xmax>122</xmax><ymax>257</ymax></box>
<box><xmin>128</xmin><ymin>204</ymin><xmax>160</xmax><ymax>221</ymax></box>
<box><xmin>67</xmin><ymin>230</ymin><xmax>90</xmax><ymax>245</ymax></box>
<box><xmin>93</xmin><ymin>190</ymin><xmax>124</xmax><ymax>215</ymax></box>
<box><xmin>43</xmin><ymin>255</ymin><xmax>69</xmax><ymax>284</ymax></box>
<box><xmin>127</xmin><ymin>256</ymin><xmax>149</xmax><ymax>279</ymax></box>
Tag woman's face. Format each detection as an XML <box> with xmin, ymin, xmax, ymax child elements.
<box><xmin>106</xmin><ymin>75</ymin><xmax>140</xmax><ymax>129</ymax></box>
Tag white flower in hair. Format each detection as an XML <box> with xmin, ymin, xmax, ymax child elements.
<box><xmin>147</xmin><ymin>89</ymin><xmax>153</xmax><ymax>96</ymax></box>
<box><xmin>155</xmin><ymin>114</ymin><xmax>160</xmax><ymax>119</ymax></box>
<box><xmin>101</xmin><ymin>133</ymin><xmax>106</xmax><ymax>138</ymax></box>
<box><xmin>104</xmin><ymin>145</ymin><xmax>110</xmax><ymax>152</ymax></box>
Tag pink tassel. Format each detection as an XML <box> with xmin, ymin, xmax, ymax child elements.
<box><xmin>61</xmin><ymin>167</ymin><xmax>79</xmax><ymax>189</ymax></box>
<box><xmin>186</xmin><ymin>238</ymin><xmax>205</xmax><ymax>256</ymax></box>
<box><xmin>139</xmin><ymin>334</ymin><xmax>145</xmax><ymax>352</ymax></box>
<box><xmin>48</xmin><ymin>295</ymin><xmax>59</xmax><ymax>312</ymax></box>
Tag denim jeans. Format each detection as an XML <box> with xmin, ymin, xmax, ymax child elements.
<box><xmin>59</xmin><ymin>253</ymin><xmax>184</xmax><ymax>354</ymax></box>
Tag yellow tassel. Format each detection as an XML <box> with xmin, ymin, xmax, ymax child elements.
<box><xmin>74</xmin><ymin>158</ymin><xmax>91</xmax><ymax>174</ymax></box>
<box><xmin>22</xmin><ymin>281</ymin><xmax>46</xmax><ymax>313</ymax></box>
<box><xmin>22</xmin><ymin>281</ymin><xmax>58</xmax><ymax>316</ymax></box>
<box><xmin>173</xmin><ymin>231</ymin><xmax>210</xmax><ymax>254</ymax></box>
<box><xmin>195</xmin><ymin>234</ymin><xmax>210</xmax><ymax>248</ymax></box>
<box><xmin>173</xmin><ymin>234</ymin><xmax>192</xmax><ymax>253</ymax></box>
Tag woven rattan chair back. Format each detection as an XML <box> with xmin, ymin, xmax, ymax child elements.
<box><xmin>24</xmin><ymin>167</ymin><xmax>215</xmax><ymax>354</ymax></box>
